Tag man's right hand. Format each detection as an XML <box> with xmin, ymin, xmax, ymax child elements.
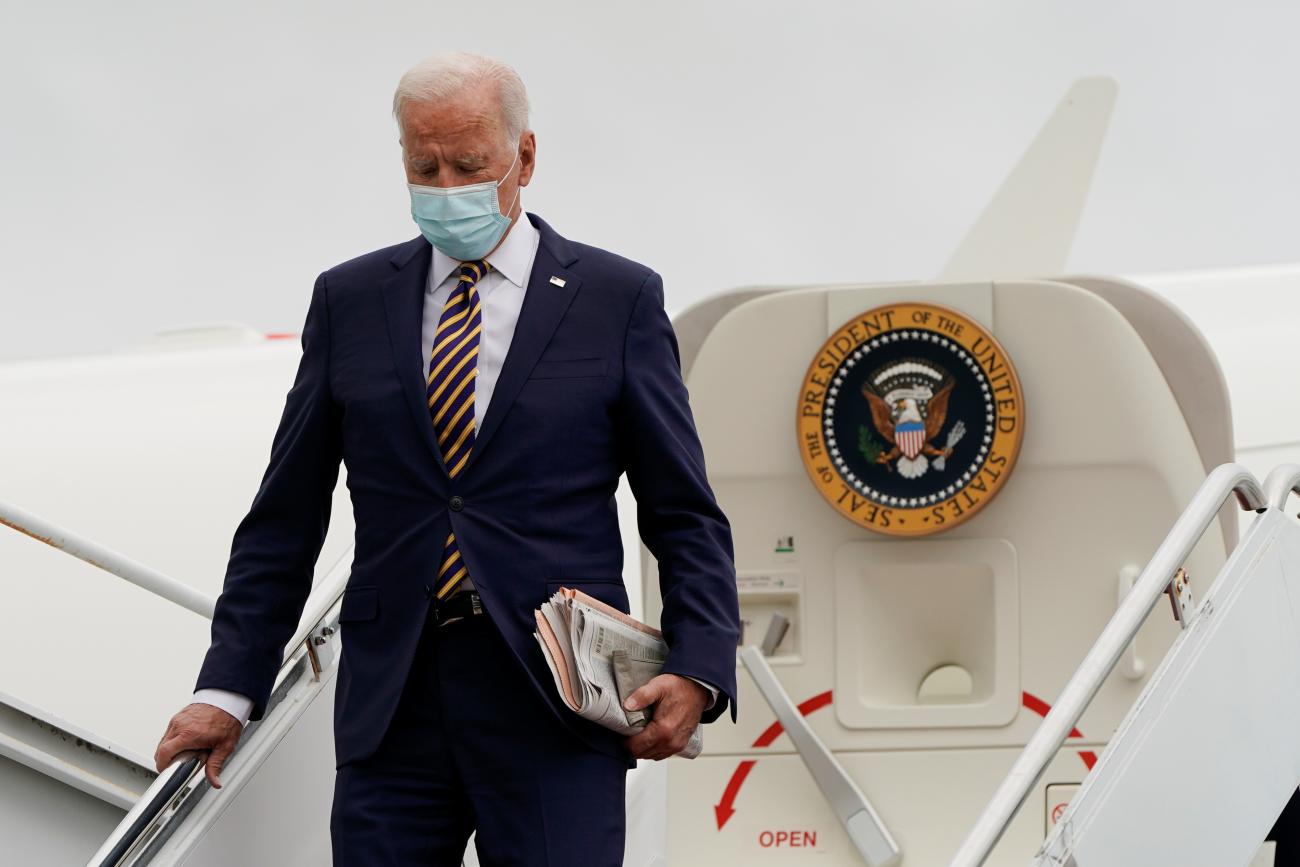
<box><xmin>154</xmin><ymin>703</ymin><xmax>243</xmax><ymax>789</ymax></box>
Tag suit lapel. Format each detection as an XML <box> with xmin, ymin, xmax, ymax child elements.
<box><xmin>379</xmin><ymin>237</ymin><xmax>448</xmax><ymax>476</ymax></box>
<box><xmin>466</xmin><ymin>218</ymin><xmax>581</xmax><ymax>470</ymax></box>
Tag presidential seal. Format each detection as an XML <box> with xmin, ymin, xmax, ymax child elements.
<box><xmin>797</xmin><ymin>302</ymin><xmax>1024</xmax><ymax>537</ymax></box>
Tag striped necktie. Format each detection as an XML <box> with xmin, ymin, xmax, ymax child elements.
<box><xmin>427</xmin><ymin>259</ymin><xmax>488</xmax><ymax>600</ymax></box>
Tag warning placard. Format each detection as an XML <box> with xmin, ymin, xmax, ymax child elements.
<box><xmin>1045</xmin><ymin>783</ymin><xmax>1081</xmax><ymax>835</ymax></box>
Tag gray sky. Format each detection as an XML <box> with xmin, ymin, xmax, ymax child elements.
<box><xmin>4</xmin><ymin>0</ymin><xmax>1298</xmax><ymax>362</ymax></box>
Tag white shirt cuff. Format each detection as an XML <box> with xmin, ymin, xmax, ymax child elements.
<box><xmin>684</xmin><ymin>676</ymin><xmax>719</xmax><ymax>710</ymax></box>
<box><xmin>192</xmin><ymin>688</ymin><xmax>254</xmax><ymax>727</ymax></box>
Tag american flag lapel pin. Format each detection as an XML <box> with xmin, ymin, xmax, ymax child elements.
<box><xmin>549</xmin><ymin>276</ymin><xmax>567</xmax><ymax>287</ymax></box>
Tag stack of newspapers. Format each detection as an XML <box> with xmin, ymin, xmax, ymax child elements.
<box><xmin>533</xmin><ymin>587</ymin><xmax>702</xmax><ymax>759</ymax></box>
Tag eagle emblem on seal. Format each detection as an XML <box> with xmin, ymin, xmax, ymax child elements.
<box><xmin>861</xmin><ymin>358</ymin><xmax>967</xmax><ymax>479</ymax></box>
<box><xmin>797</xmin><ymin>301</ymin><xmax>1024</xmax><ymax>537</ymax></box>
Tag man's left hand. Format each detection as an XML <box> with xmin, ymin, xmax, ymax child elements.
<box><xmin>623</xmin><ymin>673</ymin><xmax>709</xmax><ymax>760</ymax></box>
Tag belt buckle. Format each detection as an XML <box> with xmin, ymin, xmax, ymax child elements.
<box><xmin>434</xmin><ymin>600</ymin><xmax>454</xmax><ymax>628</ymax></box>
<box><xmin>434</xmin><ymin>591</ymin><xmax>482</xmax><ymax>628</ymax></box>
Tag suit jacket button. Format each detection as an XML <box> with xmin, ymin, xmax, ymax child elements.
<box><xmin>449</xmin><ymin>495</ymin><xmax>464</xmax><ymax>512</ymax></box>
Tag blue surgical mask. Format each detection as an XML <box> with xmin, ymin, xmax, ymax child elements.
<box><xmin>407</xmin><ymin>149</ymin><xmax>521</xmax><ymax>260</ymax></box>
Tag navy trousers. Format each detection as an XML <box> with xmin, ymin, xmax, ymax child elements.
<box><xmin>330</xmin><ymin>604</ymin><xmax>628</xmax><ymax>866</ymax></box>
<box><xmin>1269</xmin><ymin>788</ymin><xmax>1300</xmax><ymax>865</ymax></box>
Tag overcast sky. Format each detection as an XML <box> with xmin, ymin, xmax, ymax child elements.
<box><xmin>4</xmin><ymin>0</ymin><xmax>1298</xmax><ymax>362</ymax></box>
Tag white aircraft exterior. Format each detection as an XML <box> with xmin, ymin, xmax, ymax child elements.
<box><xmin>2</xmin><ymin>79</ymin><xmax>1297</xmax><ymax>866</ymax></box>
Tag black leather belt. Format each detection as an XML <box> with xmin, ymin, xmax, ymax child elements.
<box><xmin>432</xmin><ymin>590</ymin><xmax>484</xmax><ymax>626</ymax></box>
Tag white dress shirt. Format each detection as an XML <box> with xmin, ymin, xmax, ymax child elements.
<box><xmin>193</xmin><ymin>216</ymin><xmax>716</xmax><ymax>726</ymax></box>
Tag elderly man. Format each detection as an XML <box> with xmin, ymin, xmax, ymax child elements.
<box><xmin>153</xmin><ymin>51</ymin><xmax>740</xmax><ymax>865</ymax></box>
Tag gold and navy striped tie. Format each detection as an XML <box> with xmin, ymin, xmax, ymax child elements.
<box><xmin>427</xmin><ymin>259</ymin><xmax>488</xmax><ymax>600</ymax></box>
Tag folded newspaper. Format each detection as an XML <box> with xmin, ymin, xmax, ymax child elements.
<box><xmin>534</xmin><ymin>587</ymin><xmax>702</xmax><ymax>759</ymax></box>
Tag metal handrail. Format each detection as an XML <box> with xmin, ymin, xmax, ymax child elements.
<box><xmin>0</xmin><ymin>499</ymin><xmax>216</xmax><ymax>618</ymax></box>
<box><xmin>85</xmin><ymin>546</ymin><xmax>354</xmax><ymax>867</ymax></box>
<box><xmin>947</xmin><ymin>462</ymin><xmax>1266</xmax><ymax>867</ymax></box>
<box><xmin>741</xmin><ymin>646</ymin><xmax>900</xmax><ymax>866</ymax></box>
<box><xmin>275</xmin><ymin>546</ymin><xmax>354</xmax><ymax>670</ymax></box>
<box><xmin>84</xmin><ymin>753</ymin><xmax>205</xmax><ymax>867</ymax></box>
<box><xmin>1264</xmin><ymin>463</ymin><xmax>1300</xmax><ymax>511</ymax></box>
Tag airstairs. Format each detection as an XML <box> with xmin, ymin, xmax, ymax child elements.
<box><xmin>0</xmin><ymin>498</ymin><xmax>657</xmax><ymax>866</ymax></box>
<box><xmin>5</xmin><ymin>280</ymin><xmax>1298</xmax><ymax>867</ymax></box>
<box><xmin>0</xmin><ymin>497</ymin><xmax>346</xmax><ymax>866</ymax></box>
<box><xmin>84</xmin><ymin>541</ymin><xmax>343</xmax><ymax>866</ymax></box>
<box><xmin>731</xmin><ymin>462</ymin><xmax>1300</xmax><ymax>867</ymax></box>
<box><xmin>961</xmin><ymin>463</ymin><xmax>1300</xmax><ymax>867</ymax></box>
<box><xmin>9</xmin><ymin>459</ymin><xmax>1294</xmax><ymax>866</ymax></box>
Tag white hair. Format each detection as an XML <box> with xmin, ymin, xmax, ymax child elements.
<box><xmin>392</xmin><ymin>52</ymin><xmax>530</xmax><ymax>144</ymax></box>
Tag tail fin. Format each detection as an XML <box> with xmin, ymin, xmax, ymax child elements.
<box><xmin>938</xmin><ymin>76</ymin><xmax>1118</xmax><ymax>281</ymax></box>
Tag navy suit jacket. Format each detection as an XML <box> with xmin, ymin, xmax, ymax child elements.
<box><xmin>194</xmin><ymin>212</ymin><xmax>741</xmax><ymax>768</ymax></box>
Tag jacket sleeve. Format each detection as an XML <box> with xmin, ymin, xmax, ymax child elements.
<box><xmin>616</xmin><ymin>271</ymin><xmax>741</xmax><ymax>723</ymax></box>
<box><xmin>192</xmin><ymin>271</ymin><xmax>343</xmax><ymax>722</ymax></box>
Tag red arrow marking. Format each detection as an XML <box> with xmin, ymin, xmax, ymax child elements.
<box><xmin>1021</xmin><ymin>691</ymin><xmax>1098</xmax><ymax>770</ymax></box>
<box><xmin>715</xmin><ymin>688</ymin><xmax>1098</xmax><ymax>830</ymax></box>
<box><xmin>715</xmin><ymin>690</ymin><xmax>835</xmax><ymax>829</ymax></box>
<box><xmin>715</xmin><ymin>760</ymin><xmax>755</xmax><ymax>829</ymax></box>
<box><xmin>751</xmin><ymin>690</ymin><xmax>835</xmax><ymax>748</ymax></box>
